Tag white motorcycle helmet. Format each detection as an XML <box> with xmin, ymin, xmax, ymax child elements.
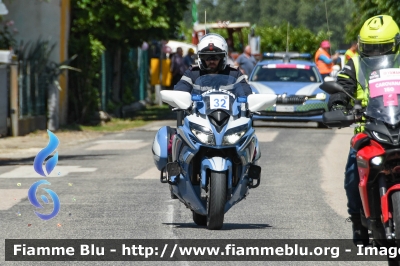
<box><xmin>197</xmin><ymin>33</ymin><xmax>228</xmax><ymax>71</ymax></box>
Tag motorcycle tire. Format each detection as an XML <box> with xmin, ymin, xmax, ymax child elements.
<box><xmin>390</xmin><ymin>191</ymin><xmax>400</xmax><ymax>265</ymax></box>
<box><xmin>192</xmin><ymin>211</ymin><xmax>207</xmax><ymax>226</ymax></box>
<box><xmin>207</xmin><ymin>171</ymin><xmax>226</xmax><ymax>230</ymax></box>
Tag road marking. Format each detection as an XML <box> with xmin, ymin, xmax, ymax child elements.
<box><xmin>254</xmin><ymin>131</ymin><xmax>279</xmax><ymax>142</ymax></box>
<box><xmin>0</xmin><ymin>189</ymin><xmax>28</xmax><ymax>210</ymax></box>
<box><xmin>86</xmin><ymin>140</ymin><xmax>150</xmax><ymax>150</ymax></box>
<box><xmin>320</xmin><ymin>128</ymin><xmax>353</xmax><ymax>218</ymax></box>
<box><xmin>92</xmin><ymin>140</ymin><xmax>143</xmax><ymax>144</ymax></box>
<box><xmin>146</xmin><ymin>127</ymin><xmax>165</xmax><ymax>131</ymax></box>
<box><xmin>0</xmin><ymin>165</ymin><xmax>97</xmax><ymax>178</ymax></box>
<box><xmin>134</xmin><ymin>167</ymin><xmax>160</xmax><ymax>179</ymax></box>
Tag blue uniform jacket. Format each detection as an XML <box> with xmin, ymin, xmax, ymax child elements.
<box><xmin>174</xmin><ymin>65</ymin><xmax>253</xmax><ymax>97</ymax></box>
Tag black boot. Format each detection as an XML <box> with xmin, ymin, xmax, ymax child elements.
<box><xmin>348</xmin><ymin>214</ymin><xmax>369</xmax><ymax>246</ymax></box>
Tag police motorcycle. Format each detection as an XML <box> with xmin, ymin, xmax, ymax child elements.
<box><xmin>320</xmin><ymin>54</ymin><xmax>400</xmax><ymax>259</ymax></box>
<box><xmin>152</xmin><ymin>74</ymin><xmax>276</xmax><ymax>230</ymax></box>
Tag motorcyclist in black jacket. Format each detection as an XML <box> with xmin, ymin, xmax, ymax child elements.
<box><xmin>328</xmin><ymin>15</ymin><xmax>400</xmax><ymax>246</ymax></box>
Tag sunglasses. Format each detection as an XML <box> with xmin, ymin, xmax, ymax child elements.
<box><xmin>200</xmin><ymin>55</ymin><xmax>223</xmax><ymax>61</ymax></box>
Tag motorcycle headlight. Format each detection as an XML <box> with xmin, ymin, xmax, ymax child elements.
<box><xmin>372</xmin><ymin>131</ymin><xmax>390</xmax><ymax>143</ymax></box>
<box><xmin>371</xmin><ymin>156</ymin><xmax>384</xmax><ymax>166</ymax></box>
<box><xmin>223</xmin><ymin>125</ymin><xmax>248</xmax><ymax>145</ymax></box>
<box><xmin>190</xmin><ymin>123</ymin><xmax>215</xmax><ymax>145</ymax></box>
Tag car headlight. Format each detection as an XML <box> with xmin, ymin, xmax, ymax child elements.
<box><xmin>316</xmin><ymin>93</ymin><xmax>326</xmax><ymax>100</ymax></box>
<box><xmin>308</xmin><ymin>93</ymin><xmax>327</xmax><ymax>100</ymax></box>
<box><xmin>190</xmin><ymin>123</ymin><xmax>215</xmax><ymax>145</ymax></box>
<box><xmin>223</xmin><ymin>125</ymin><xmax>248</xmax><ymax>145</ymax></box>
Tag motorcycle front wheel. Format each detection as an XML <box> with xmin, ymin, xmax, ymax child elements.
<box><xmin>207</xmin><ymin>171</ymin><xmax>226</xmax><ymax>230</ymax></box>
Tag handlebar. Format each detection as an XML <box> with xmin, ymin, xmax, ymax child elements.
<box><xmin>323</xmin><ymin>105</ymin><xmax>366</xmax><ymax>128</ymax></box>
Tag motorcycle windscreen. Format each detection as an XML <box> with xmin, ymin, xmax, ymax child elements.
<box><xmin>359</xmin><ymin>55</ymin><xmax>400</xmax><ymax>125</ymax></box>
<box><xmin>366</xmin><ymin>94</ymin><xmax>400</xmax><ymax>125</ymax></box>
<box><xmin>192</xmin><ymin>74</ymin><xmax>241</xmax><ymax>116</ymax></box>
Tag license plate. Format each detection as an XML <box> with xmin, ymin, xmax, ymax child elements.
<box><xmin>276</xmin><ymin>105</ymin><xmax>295</xmax><ymax>112</ymax></box>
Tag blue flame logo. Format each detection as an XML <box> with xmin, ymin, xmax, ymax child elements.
<box><xmin>28</xmin><ymin>180</ymin><xmax>60</xmax><ymax>220</ymax></box>
<box><xmin>29</xmin><ymin>130</ymin><xmax>60</xmax><ymax>220</ymax></box>
<box><xmin>33</xmin><ymin>130</ymin><xmax>59</xmax><ymax>176</ymax></box>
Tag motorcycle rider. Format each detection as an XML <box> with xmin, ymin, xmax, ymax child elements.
<box><xmin>174</xmin><ymin>33</ymin><xmax>253</xmax><ymax>97</ymax></box>
<box><xmin>168</xmin><ymin>33</ymin><xmax>254</xmax><ymax>199</ymax></box>
<box><xmin>328</xmin><ymin>15</ymin><xmax>400</xmax><ymax>246</ymax></box>
<box><xmin>170</xmin><ymin>33</ymin><xmax>254</xmax><ymax>153</ymax></box>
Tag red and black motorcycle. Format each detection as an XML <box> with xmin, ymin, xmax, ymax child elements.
<box><xmin>321</xmin><ymin>54</ymin><xmax>400</xmax><ymax>264</ymax></box>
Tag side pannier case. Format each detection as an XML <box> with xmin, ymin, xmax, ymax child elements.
<box><xmin>152</xmin><ymin>126</ymin><xmax>175</xmax><ymax>171</ymax></box>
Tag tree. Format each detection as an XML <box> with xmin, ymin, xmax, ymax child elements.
<box><xmin>242</xmin><ymin>0</ymin><xmax>260</xmax><ymax>24</ymax></box>
<box><xmin>68</xmin><ymin>0</ymin><xmax>190</xmax><ymax>123</ymax></box>
<box><xmin>346</xmin><ymin>0</ymin><xmax>380</xmax><ymax>42</ymax></box>
<box><xmin>256</xmin><ymin>23</ymin><xmax>330</xmax><ymax>54</ymax></box>
<box><xmin>72</xmin><ymin>0</ymin><xmax>189</xmax><ymax>48</ymax></box>
<box><xmin>376</xmin><ymin>0</ymin><xmax>400</xmax><ymax>17</ymax></box>
<box><xmin>346</xmin><ymin>0</ymin><xmax>400</xmax><ymax>42</ymax></box>
<box><xmin>192</xmin><ymin>0</ymin><xmax>355</xmax><ymax>50</ymax></box>
<box><xmin>196</xmin><ymin>0</ymin><xmax>218</xmax><ymax>24</ymax></box>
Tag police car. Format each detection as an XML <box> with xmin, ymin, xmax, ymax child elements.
<box><xmin>248</xmin><ymin>52</ymin><xmax>329</xmax><ymax>127</ymax></box>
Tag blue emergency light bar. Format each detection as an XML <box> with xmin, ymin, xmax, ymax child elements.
<box><xmin>263</xmin><ymin>52</ymin><xmax>312</xmax><ymax>61</ymax></box>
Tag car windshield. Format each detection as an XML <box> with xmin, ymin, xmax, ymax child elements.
<box><xmin>250</xmin><ymin>64</ymin><xmax>321</xmax><ymax>83</ymax></box>
<box><xmin>192</xmin><ymin>74</ymin><xmax>241</xmax><ymax>116</ymax></box>
<box><xmin>361</xmin><ymin>54</ymin><xmax>400</xmax><ymax>125</ymax></box>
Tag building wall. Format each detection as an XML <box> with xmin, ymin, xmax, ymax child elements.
<box><xmin>4</xmin><ymin>0</ymin><xmax>70</xmax><ymax>126</ymax></box>
<box><xmin>5</xmin><ymin>0</ymin><xmax>61</xmax><ymax>64</ymax></box>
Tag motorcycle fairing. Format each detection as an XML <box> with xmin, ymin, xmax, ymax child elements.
<box><xmin>381</xmin><ymin>184</ymin><xmax>400</xmax><ymax>223</ymax></box>
<box><xmin>351</xmin><ymin>133</ymin><xmax>370</xmax><ymax>151</ymax></box>
<box><xmin>357</xmin><ymin>139</ymin><xmax>386</xmax><ymax>218</ymax></box>
<box><xmin>200</xmin><ymin>157</ymin><xmax>233</xmax><ymax>190</ymax></box>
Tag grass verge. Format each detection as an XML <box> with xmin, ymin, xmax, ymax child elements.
<box><xmin>60</xmin><ymin>104</ymin><xmax>174</xmax><ymax>133</ymax></box>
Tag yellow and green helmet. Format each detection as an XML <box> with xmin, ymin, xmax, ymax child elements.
<box><xmin>358</xmin><ymin>15</ymin><xmax>400</xmax><ymax>57</ymax></box>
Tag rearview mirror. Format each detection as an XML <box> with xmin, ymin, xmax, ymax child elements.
<box><xmin>320</xmin><ymin>81</ymin><xmax>345</xmax><ymax>94</ymax></box>
<box><xmin>160</xmin><ymin>91</ymin><xmax>192</xmax><ymax>109</ymax></box>
<box><xmin>320</xmin><ymin>81</ymin><xmax>357</xmax><ymax>102</ymax></box>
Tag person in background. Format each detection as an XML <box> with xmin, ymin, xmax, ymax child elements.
<box><xmin>344</xmin><ymin>41</ymin><xmax>359</xmax><ymax>65</ymax></box>
<box><xmin>226</xmin><ymin>47</ymin><xmax>235</xmax><ymax>66</ymax></box>
<box><xmin>235</xmin><ymin>45</ymin><xmax>257</xmax><ymax>76</ymax></box>
<box><xmin>226</xmin><ymin>37</ymin><xmax>234</xmax><ymax>52</ymax></box>
<box><xmin>314</xmin><ymin>40</ymin><xmax>339</xmax><ymax>79</ymax></box>
<box><xmin>183</xmin><ymin>48</ymin><xmax>195</xmax><ymax>69</ymax></box>
<box><xmin>170</xmin><ymin>47</ymin><xmax>186</xmax><ymax>87</ymax></box>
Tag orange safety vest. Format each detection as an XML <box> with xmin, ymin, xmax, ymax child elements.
<box><xmin>314</xmin><ymin>48</ymin><xmax>333</xmax><ymax>75</ymax></box>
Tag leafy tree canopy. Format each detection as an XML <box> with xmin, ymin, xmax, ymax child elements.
<box><xmin>347</xmin><ymin>0</ymin><xmax>400</xmax><ymax>43</ymax></box>
<box><xmin>72</xmin><ymin>0</ymin><xmax>190</xmax><ymax>48</ymax></box>
<box><xmin>184</xmin><ymin>0</ymin><xmax>356</xmax><ymax>50</ymax></box>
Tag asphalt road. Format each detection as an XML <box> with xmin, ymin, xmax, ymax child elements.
<box><xmin>0</xmin><ymin>120</ymin><xmax>388</xmax><ymax>266</ymax></box>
